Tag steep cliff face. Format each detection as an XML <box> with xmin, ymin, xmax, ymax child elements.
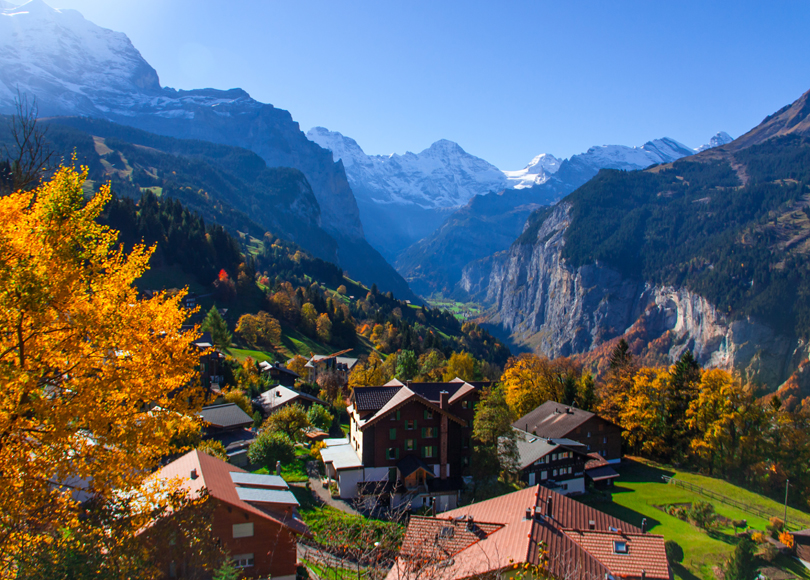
<box><xmin>462</xmin><ymin>203</ymin><xmax>808</xmax><ymax>387</ymax></box>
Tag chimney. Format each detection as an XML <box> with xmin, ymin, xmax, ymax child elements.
<box><xmin>525</xmin><ymin>508</ymin><xmax>532</xmax><ymax>520</ymax></box>
<box><xmin>531</xmin><ymin>506</ymin><xmax>537</xmax><ymax>519</ymax></box>
<box><xmin>190</xmin><ymin>469</ymin><xmax>198</xmax><ymax>480</ymax></box>
<box><xmin>545</xmin><ymin>496</ymin><xmax>553</xmax><ymax>517</ymax></box>
<box><xmin>439</xmin><ymin>390</ymin><xmax>449</xmax><ymax>410</ymax></box>
<box><xmin>466</xmin><ymin>516</ymin><xmax>475</xmax><ymax>532</ymax></box>
<box><xmin>588</xmin><ymin>520</ymin><xmax>595</xmax><ymax>531</ymax></box>
<box><xmin>641</xmin><ymin>572</ymin><xmax>646</xmax><ymax>580</ymax></box>
<box><xmin>431</xmin><ymin>499</ymin><xmax>437</xmax><ymax>517</ymax></box>
<box><xmin>641</xmin><ymin>518</ymin><xmax>647</xmax><ymax>533</ymax></box>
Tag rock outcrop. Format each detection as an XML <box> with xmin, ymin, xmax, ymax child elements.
<box><xmin>462</xmin><ymin>203</ymin><xmax>807</xmax><ymax>387</ymax></box>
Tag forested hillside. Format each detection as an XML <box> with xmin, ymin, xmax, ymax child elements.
<box><xmin>99</xmin><ymin>189</ymin><xmax>511</xmax><ymax>371</ymax></box>
<box><xmin>556</xmin><ymin>135</ymin><xmax>810</xmax><ymax>337</ymax></box>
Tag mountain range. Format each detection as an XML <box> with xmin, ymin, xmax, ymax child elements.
<box><xmin>461</xmin><ymin>88</ymin><xmax>810</xmax><ymax>389</ymax></box>
<box><xmin>0</xmin><ymin>0</ymin><xmax>418</xmax><ymax>302</ymax></box>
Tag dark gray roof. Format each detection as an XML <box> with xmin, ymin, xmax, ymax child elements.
<box><xmin>585</xmin><ymin>465</ymin><xmax>620</xmax><ymax>481</ymax></box>
<box><xmin>513</xmin><ymin>428</ymin><xmax>591</xmax><ymax>469</ymax></box>
<box><xmin>211</xmin><ymin>428</ymin><xmax>255</xmax><ymax>452</ymax></box>
<box><xmin>199</xmin><ymin>403</ymin><xmax>254</xmax><ymax>429</ymax></box>
<box><xmin>352</xmin><ymin>386</ymin><xmax>401</xmax><ymax>411</ymax></box>
<box><xmin>353</xmin><ymin>381</ymin><xmax>488</xmax><ymax>412</ymax></box>
<box><xmin>230</xmin><ymin>472</ymin><xmax>288</xmax><ymax>489</ymax></box>
<box><xmin>514</xmin><ymin>401</ymin><xmax>599</xmax><ymax>439</ymax></box>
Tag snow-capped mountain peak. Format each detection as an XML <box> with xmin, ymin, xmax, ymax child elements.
<box><xmin>502</xmin><ymin>152</ymin><xmax>561</xmax><ymax>189</ymax></box>
<box><xmin>306</xmin><ymin>127</ymin><xmax>507</xmax><ymax>209</ymax></box>
<box><xmin>697</xmin><ymin>131</ymin><xmax>734</xmax><ymax>152</ymax></box>
<box><xmin>0</xmin><ymin>0</ymin><xmax>161</xmax><ymax>113</ymax></box>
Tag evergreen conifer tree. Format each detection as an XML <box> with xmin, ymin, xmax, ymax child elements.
<box><xmin>202</xmin><ymin>305</ymin><xmax>232</xmax><ymax>349</ymax></box>
<box><xmin>724</xmin><ymin>538</ymin><xmax>756</xmax><ymax>580</ymax></box>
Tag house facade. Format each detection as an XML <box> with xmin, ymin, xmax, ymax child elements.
<box><xmin>154</xmin><ymin>450</ymin><xmax>309</xmax><ymax>579</ymax></box>
<box><xmin>513</xmin><ymin>428</ymin><xmax>591</xmax><ymax>494</ymax></box>
<box><xmin>305</xmin><ymin>354</ymin><xmax>358</xmax><ymax>385</ymax></box>
<box><xmin>387</xmin><ymin>485</ymin><xmax>671</xmax><ymax>580</ymax></box>
<box><xmin>321</xmin><ymin>378</ymin><xmax>485</xmax><ymax>512</ymax></box>
<box><xmin>514</xmin><ymin>401</ymin><xmax>623</xmax><ymax>463</ymax></box>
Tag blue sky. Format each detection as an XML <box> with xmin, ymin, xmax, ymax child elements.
<box><xmin>49</xmin><ymin>0</ymin><xmax>810</xmax><ymax>169</ymax></box>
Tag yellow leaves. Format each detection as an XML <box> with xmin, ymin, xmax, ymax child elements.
<box><xmin>0</xmin><ymin>164</ymin><xmax>206</xmax><ymax>570</ymax></box>
<box><xmin>502</xmin><ymin>354</ymin><xmax>579</xmax><ymax>418</ymax></box>
<box><xmin>442</xmin><ymin>351</ymin><xmax>476</xmax><ymax>382</ymax></box>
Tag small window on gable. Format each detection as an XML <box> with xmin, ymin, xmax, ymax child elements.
<box><xmin>424</xmin><ymin>409</ymin><xmax>433</xmax><ymax>420</ymax></box>
<box><xmin>462</xmin><ymin>400</ymin><xmax>469</xmax><ymax>409</ymax></box>
<box><xmin>613</xmin><ymin>541</ymin><xmax>628</xmax><ymax>554</ymax></box>
<box><xmin>439</xmin><ymin>526</ymin><xmax>455</xmax><ymax>538</ymax></box>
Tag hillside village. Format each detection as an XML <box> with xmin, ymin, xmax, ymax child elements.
<box><xmin>3</xmin><ymin>2</ymin><xmax>810</xmax><ymax>580</ymax></box>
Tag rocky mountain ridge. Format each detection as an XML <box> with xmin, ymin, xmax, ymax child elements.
<box><xmin>0</xmin><ymin>0</ymin><xmax>418</xmax><ymax>301</ymax></box>
<box><xmin>461</xmin><ymin>88</ymin><xmax>810</xmax><ymax>388</ymax></box>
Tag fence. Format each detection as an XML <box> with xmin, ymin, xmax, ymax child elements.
<box><xmin>661</xmin><ymin>475</ymin><xmax>805</xmax><ymax>531</ymax></box>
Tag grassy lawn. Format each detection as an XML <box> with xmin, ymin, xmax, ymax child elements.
<box><xmin>578</xmin><ymin>459</ymin><xmax>810</xmax><ymax>580</ymax></box>
<box><xmin>289</xmin><ymin>486</ymin><xmax>404</xmax><ymax>552</ymax></box>
<box><xmin>251</xmin><ymin>447</ymin><xmax>310</xmax><ymax>483</ymax></box>
<box><xmin>228</xmin><ymin>346</ymin><xmax>275</xmax><ymax>363</ymax></box>
<box><xmin>424</xmin><ymin>297</ymin><xmax>483</xmax><ymax>321</ymax></box>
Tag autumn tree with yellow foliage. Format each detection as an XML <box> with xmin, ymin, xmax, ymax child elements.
<box><xmin>0</xmin><ymin>165</ymin><xmax>207</xmax><ymax>574</ymax></box>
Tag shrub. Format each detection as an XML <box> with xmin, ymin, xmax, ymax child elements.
<box><xmin>751</xmin><ymin>532</ymin><xmax>767</xmax><ymax>544</ymax></box>
<box><xmin>665</xmin><ymin>540</ymin><xmax>684</xmax><ymax>564</ymax></box>
<box><xmin>262</xmin><ymin>403</ymin><xmax>310</xmax><ymax>441</ymax></box>
<box><xmin>759</xmin><ymin>542</ymin><xmax>779</xmax><ymax>563</ymax></box>
<box><xmin>724</xmin><ymin>538</ymin><xmax>756</xmax><ymax>580</ymax></box>
<box><xmin>732</xmin><ymin>519</ymin><xmax>748</xmax><ymax>532</ymax></box>
<box><xmin>688</xmin><ymin>501</ymin><xmax>717</xmax><ymax>531</ymax></box>
<box><xmin>307</xmin><ymin>404</ymin><xmax>334</xmax><ymax>432</ymax></box>
<box><xmin>779</xmin><ymin>530</ymin><xmax>795</xmax><ymax>550</ymax></box>
<box><xmin>310</xmin><ymin>440</ymin><xmax>327</xmax><ymax>460</ymax></box>
<box><xmin>223</xmin><ymin>389</ymin><xmax>253</xmax><ymax>416</ymax></box>
<box><xmin>248</xmin><ymin>431</ymin><xmax>295</xmax><ymax>470</ymax></box>
<box><xmin>767</xmin><ymin>516</ymin><xmax>785</xmax><ymax>538</ymax></box>
<box><xmin>197</xmin><ymin>439</ymin><xmax>227</xmax><ymax>461</ymax></box>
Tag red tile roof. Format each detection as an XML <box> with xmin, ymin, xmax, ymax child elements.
<box><xmin>154</xmin><ymin>450</ymin><xmax>309</xmax><ymax>536</ymax></box>
<box><xmin>387</xmin><ymin>485</ymin><xmax>670</xmax><ymax>580</ymax></box>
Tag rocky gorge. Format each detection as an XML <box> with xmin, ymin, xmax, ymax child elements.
<box><xmin>461</xmin><ymin>202</ymin><xmax>809</xmax><ymax>388</ymax></box>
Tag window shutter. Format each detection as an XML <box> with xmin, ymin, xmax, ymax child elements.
<box><xmin>421</xmin><ymin>427</ymin><xmax>426</xmax><ymax>438</ymax></box>
<box><xmin>396</xmin><ymin>410</ymin><xmax>401</xmax><ymax>420</ymax></box>
<box><xmin>396</xmin><ymin>447</ymin><xmax>400</xmax><ymax>459</ymax></box>
<box><xmin>390</xmin><ymin>428</ymin><xmax>396</xmax><ymax>440</ymax></box>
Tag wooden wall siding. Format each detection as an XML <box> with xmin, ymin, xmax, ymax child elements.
<box><xmin>570</xmin><ymin>417</ymin><xmax>622</xmax><ymax>461</ymax></box>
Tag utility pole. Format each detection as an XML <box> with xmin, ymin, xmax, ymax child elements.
<box><xmin>784</xmin><ymin>478</ymin><xmax>790</xmax><ymax>529</ymax></box>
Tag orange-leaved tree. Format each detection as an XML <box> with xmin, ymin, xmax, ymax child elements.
<box><xmin>0</xmin><ymin>165</ymin><xmax>206</xmax><ymax>574</ymax></box>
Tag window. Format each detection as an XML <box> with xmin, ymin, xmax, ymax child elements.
<box><xmin>405</xmin><ymin>420</ymin><xmax>416</xmax><ymax>430</ymax></box>
<box><xmin>424</xmin><ymin>409</ymin><xmax>433</xmax><ymax>420</ymax></box>
<box><xmin>390</xmin><ymin>410</ymin><xmax>400</xmax><ymax>421</ymax></box>
<box><xmin>603</xmin><ymin>436</ymin><xmax>607</xmax><ymax>444</ymax></box>
<box><xmin>553</xmin><ymin>469</ymin><xmax>558</xmax><ymax>477</ymax></box>
<box><xmin>389</xmin><ymin>428</ymin><xmax>397</xmax><ymax>440</ymax></box>
<box><xmin>387</xmin><ymin>447</ymin><xmax>399</xmax><ymax>460</ymax></box>
<box><xmin>551</xmin><ymin>453</ymin><xmax>557</xmax><ymax>461</ymax></box>
<box><xmin>232</xmin><ymin>523</ymin><xmax>254</xmax><ymax>538</ymax></box>
<box><xmin>461</xmin><ymin>401</ymin><xmax>469</xmax><ymax>409</ymax></box>
<box><xmin>541</xmin><ymin>470</ymin><xmax>548</xmax><ymax>480</ymax></box>
<box><xmin>439</xmin><ymin>526</ymin><xmax>455</xmax><ymax>538</ymax></box>
<box><xmin>422</xmin><ymin>445</ymin><xmax>436</xmax><ymax>459</ymax></box>
<box><xmin>422</xmin><ymin>427</ymin><xmax>436</xmax><ymax>438</ymax></box>
<box><xmin>462</xmin><ymin>456</ymin><xmax>469</xmax><ymax>466</ymax></box>
<box><xmin>613</xmin><ymin>541</ymin><xmax>628</xmax><ymax>554</ymax></box>
<box><xmin>232</xmin><ymin>554</ymin><xmax>255</xmax><ymax>568</ymax></box>
<box><xmin>587</xmin><ymin>432</ymin><xmax>591</xmax><ymax>438</ymax></box>
<box><xmin>405</xmin><ymin>439</ymin><xmax>415</xmax><ymax>451</ymax></box>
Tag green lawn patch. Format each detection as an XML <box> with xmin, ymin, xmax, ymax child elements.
<box><xmin>577</xmin><ymin>459</ymin><xmax>810</xmax><ymax>580</ymax></box>
<box><xmin>290</xmin><ymin>487</ymin><xmax>404</xmax><ymax>552</ymax></box>
<box><xmin>228</xmin><ymin>346</ymin><xmax>276</xmax><ymax>364</ymax></box>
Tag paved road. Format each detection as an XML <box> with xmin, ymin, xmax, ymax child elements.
<box><xmin>308</xmin><ymin>474</ymin><xmax>362</xmax><ymax>516</ymax></box>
